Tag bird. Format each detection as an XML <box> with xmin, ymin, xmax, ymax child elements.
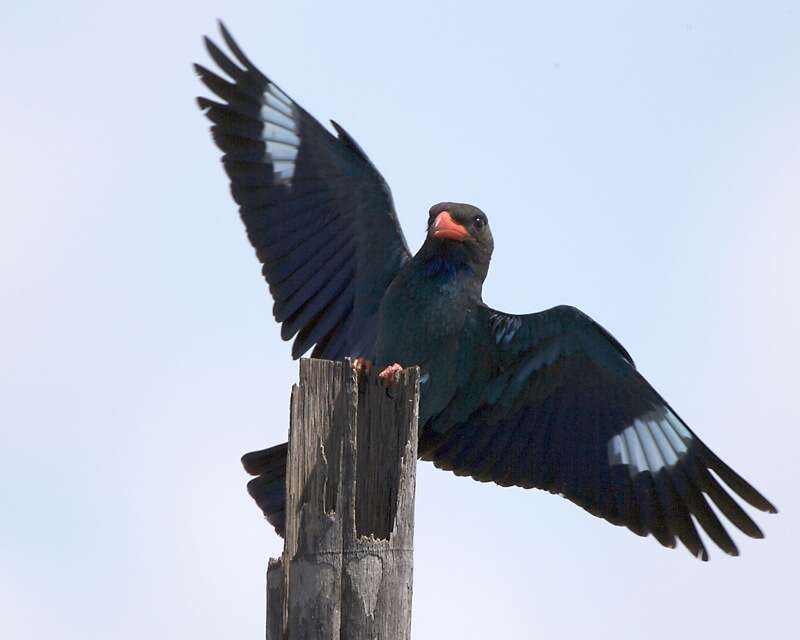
<box><xmin>195</xmin><ymin>23</ymin><xmax>776</xmax><ymax>560</ymax></box>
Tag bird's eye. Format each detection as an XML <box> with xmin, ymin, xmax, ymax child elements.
<box><xmin>473</xmin><ymin>216</ymin><xmax>485</xmax><ymax>229</ymax></box>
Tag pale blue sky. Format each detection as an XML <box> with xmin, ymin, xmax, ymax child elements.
<box><xmin>1</xmin><ymin>2</ymin><xmax>798</xmax><ymax>638</ymax></box>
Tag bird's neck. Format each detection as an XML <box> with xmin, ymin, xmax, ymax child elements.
<box><xmin>414</xmin><ymin>251</ymin><xmax>486</xmax><ymax>301</ymax></box>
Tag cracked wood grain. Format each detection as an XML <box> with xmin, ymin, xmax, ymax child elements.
<box><xmin>266</xmin><ymin>358</ymin><xmax>419</xmax><ymax>639</ymax></box>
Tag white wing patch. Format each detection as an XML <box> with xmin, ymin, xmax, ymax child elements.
<box><xmin>260</xmin><ymin>82</ymin><xmax>299</xmax><ymax>184</ymax></box>
<box><xmin>607</xmin><ymin>408</ymin><xmax>693</xmax><ymax>477</ymax></box>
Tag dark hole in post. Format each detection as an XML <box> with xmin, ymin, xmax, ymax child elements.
<box><xmin>354</xmin><ymin>376</ymin><xmax>413</xmax><ymax>539</ymax></box>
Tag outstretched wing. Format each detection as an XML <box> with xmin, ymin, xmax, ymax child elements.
<box><xmin>420</xmin><ymin>304</ymin><xmax>776</xmax><ymax>559</ymax></box>
<box><xmin>196</xmin><ymin>23</ymin><xmax>410</xmax><ymax>359</ymax></box>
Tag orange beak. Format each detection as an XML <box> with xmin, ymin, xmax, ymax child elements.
<box><xmin>433</xmin><ymin>211</ymin><xmax>469</xmax><ymax>242</ymax></box>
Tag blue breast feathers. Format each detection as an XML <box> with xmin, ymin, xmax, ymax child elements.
<box><xmin>422</xmin><ymin>255</ymin><xmax>474</xmax><ymax>280</ymax></box>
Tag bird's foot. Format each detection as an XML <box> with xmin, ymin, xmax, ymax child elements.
<box><xmin>352</xmin><ymin>357</ymin><xmax>373</xmax><ymax>378</ymax></box>
<box><xmin>378</xmin><ymin>363</ymin><xmax>403</xmax><ymax>385</ymax></box>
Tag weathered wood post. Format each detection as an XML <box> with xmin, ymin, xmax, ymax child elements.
<box><xmin>266</xmin><ymin>358</ymin><xmax>420</xmax><ymax>639</ymax></box>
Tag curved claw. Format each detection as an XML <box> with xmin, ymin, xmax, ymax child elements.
<box><xmin>378</xmin><ymin>363</ymin><xmax>403</xmax><ymax>385</ymax></box>
<box><xmin>352</xmin><ymin>357</ymin><xmax>373</xmax><ymax>378</ymax></box>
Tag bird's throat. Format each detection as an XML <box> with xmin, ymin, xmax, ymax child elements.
<box><xmin>422</xmin><ymin>254</ymin><xmax>474</xmax><ymax>281</ymax></box>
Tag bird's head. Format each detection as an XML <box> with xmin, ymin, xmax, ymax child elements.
<box><xmin>422</xmin><ymin>202</ymin><xmax>494</xmax><ymax>276</ymax></box>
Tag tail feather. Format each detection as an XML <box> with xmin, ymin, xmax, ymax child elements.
<box><xmin>242</xmin><ymin>442</ymin><xmax>288</xmax><ymax>537</ymax></box>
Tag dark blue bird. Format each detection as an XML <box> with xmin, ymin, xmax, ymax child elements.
<box><xmin>196</xmin><ymin>24</ymin><xmax>776</xmax><ymax>560</ymax></box>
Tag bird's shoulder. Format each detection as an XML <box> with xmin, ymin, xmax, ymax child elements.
<box><xmin>475</xmin><ymin>303</ymin><xmax>634</xmax><ymax>370</ymax></box>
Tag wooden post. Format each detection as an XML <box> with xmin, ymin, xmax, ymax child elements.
<box><xmin>267</xmin><ymin>358</ymin><xmax>420</xmax><ymax>639</ymax></box>
<box><xmin>265</xmin><ymin>559</ymin><xmax>284</xmax><ymax>640</ymax></box>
